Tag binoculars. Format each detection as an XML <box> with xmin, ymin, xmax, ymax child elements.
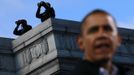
<box><xmin>15</xmin><ymin>20</ymin><xmax>22</xmax><ymax>25</ymax></box>
<box><xmin>37</xmin><ymin>1</ymin><xmax>45</xmax><ymax>7</ymax></box>
<box><xmin>15</xmin><ymin>19</ymin><xmax>26</xmax><ymax>25</ymax></box>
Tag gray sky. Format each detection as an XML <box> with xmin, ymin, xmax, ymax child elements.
<box><xmin>0</xmin><ymin>0</ymin><xmax>134</xmax><ymax>38</ymax></box>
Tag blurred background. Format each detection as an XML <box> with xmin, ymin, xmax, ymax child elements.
<box><xmin>0</xmin><ymin>0</ymin><xmax>133</xmax><ymax>38</ymax></box>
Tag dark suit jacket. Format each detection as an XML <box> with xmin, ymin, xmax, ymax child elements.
<box><xmin>69</xmin><ymin>60</ymin><xmax>126</xmax><ymax>75</ymax></box>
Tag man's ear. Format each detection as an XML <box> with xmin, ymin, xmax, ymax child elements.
<box><xmin>76</xmin><ymin>36</ymin><xmax>84</xmax><ymax>51</ymax></box>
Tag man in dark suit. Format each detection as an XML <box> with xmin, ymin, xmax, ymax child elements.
<box><xmin>36</xmin><ymin>1</ymin><xmax>55</xmax><ymax>22</ymax></box>
<box><xmin>13</xmin><ymin>19</ymin><xmax>32</xmax><ymax>36</ymax></box>
<box><xmin>70</xmin><ymin>9</ymin><xmax>127</xmax><ymax>75</ymax></box>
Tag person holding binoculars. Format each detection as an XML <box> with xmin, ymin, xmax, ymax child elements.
<box><xmin>36</xmin><ymin>1</ymin><xmax>55</xmax><ymax>22</ymax></box>
<box><xmin>13</xmin><ymin>19</ymin><xmax>32</xmax><ymax>36</ymax></box>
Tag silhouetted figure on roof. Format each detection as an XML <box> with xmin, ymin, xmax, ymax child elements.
<box><xmin>36</xmin><ymin>1</ymin><xmax>55</xmax><ymax>22</ymax></box>
<box><xmin>13</xmin><ymin>19</ymin><xmax>32</xmax><ymax>36</ymax></box>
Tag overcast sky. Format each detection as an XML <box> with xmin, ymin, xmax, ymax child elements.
<box><xmin>0</xmin><ymin>0</ymin><xmax>134</xmax><ymax>38</ymax></box>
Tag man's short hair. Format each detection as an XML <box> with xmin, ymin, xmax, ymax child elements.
<box><xmin>80</xmin><ymin>9</ymin><xmax>116</xmax><ymax>35</ymax></box>
<box><xmin>21</xmin><ymin>19</ymin><xmax>27</xmax><ymax>22</ymax></box>
<box><xmin>45</xmin><ymin>2</ymin><xmax>51</xmax><ymax>7</ymax></box>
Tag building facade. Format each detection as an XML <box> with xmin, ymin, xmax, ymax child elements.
<box><xmin>0</xmin><ymin>18</ymin><xmax>134</xmax><ymax>75</ymax></box>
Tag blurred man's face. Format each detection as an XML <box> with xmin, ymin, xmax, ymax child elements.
<box><xmin>77</xmin><ymin>13</ymin><xmax>120</xmax><ymax>63</ymax></box>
